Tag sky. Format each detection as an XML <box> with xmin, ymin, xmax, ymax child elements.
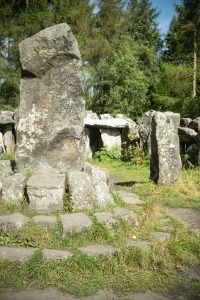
<box><xmin>152</xmin><ymin>0</ymin><xmax>181</xmax><ymax>36</ymax></box>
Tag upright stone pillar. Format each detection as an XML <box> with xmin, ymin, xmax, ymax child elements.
<box><xmin>150</xmin><ymin>111</ymin><xmax>182</xmax><ymax>184</ymax></box>
<box><xmin>15</xmin><ymin>23</ymin><xmax>85</xmax><ymax>172</ymax></box>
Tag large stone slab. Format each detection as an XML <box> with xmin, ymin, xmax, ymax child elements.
<box><xmin>150</xmin><ymin>111</ymin><xmax>182</xmax><ymax>184</ymax></box>
<box><xmin>113</xmin><ymin>207</ymin><xmax>139</xmax><ymax>226</ymax></box>
<box><xmin>0</xmin><ymin>246</ymin><xmax>37</xmax><ymax>262</ymax></box>
<box><xmin>15</xmin><ymin>23</ymin><xmax>85</xmax><ymax>172</ymax></box>
<box><xmin>2</xmin><ymin>173</ymin><xmax>27</xmax><ymax>204</ymax></box>
<box><xmin>61</xmin><ymin>213</ymin><xmax>92</xmax><ymax>237</ymax></box>
<box><xmin>67</xmin><ymin>170</ymin><xmax>95</xmax><ymax>209</ymax></box>
<box><xmin>27</xmin><ymin>170</ymin><xmax>66</xmax><ymax>212</ymax></box>
<box><xmin>124</xmin><ymin>240</ymin><xmax>151</xmax><ymax>251</ymax></box>
<box><xmin>0</xmin><ymin>213</ymin><xmax>28</xmax><ymax>232</ymax></box>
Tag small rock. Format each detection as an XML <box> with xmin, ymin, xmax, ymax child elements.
<box><xmin>79</xmin><ymin>245</ymin><xmax>118</xmax><ymax>257</ymax></box>
<box><xmin>0</xmin><ymin>213</ymin><xmax>29</xmax><ymax>232</ymax></box>
<box><xmin>0</xmin><ymin>246</ymin><xmax>37</xmax><ymax>262</ymax></box>
<box><xmin>150</xmin><ymin>232</ymin><xmax>171</xmax><ymax>241</ymax></box>
<box><xmin>125</xmin><ymin>240</ymin><xmax>151</xmax><ymax>251</ymax></box>
<box><xmin>2</xmin><ymin>173</ymin><xmax>27</xmax><ymax>204</ymax></box>
<box><xmin>42</xmin><ymin>249</ymin><xmax>72</xmax><ymax>260</ymax></box>
<box><xmin>94</xmin><ymin>212</ymin><xmax>118</xmax><ymax>229</ymax></box>
<box><xmin>32</xmin><ymin>215</ymin><xmax>57</xmax><ymax>230</ymax></box>
<box><xmin>117</xmin><ymin>191</ymin><xmax>142</xmax><ymax>205</ymax></box>
<box><xmin>61</xmin><ymin>213</ymin><xmax>92</xmax><ymax>237</ymax></box>
<box><xmin>113</xmin><ymin>207</ymin><xmax>139</xmax><ymax>226</ymax></box>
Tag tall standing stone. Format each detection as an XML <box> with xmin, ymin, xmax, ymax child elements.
<box><xmin>150</xmin><ymin>111</ymin><xmax>182</xmax><ymax>184</ymax></box>
<box><xmin>15</xmin><ymin>23</ymin><xmax>85</xmax><ymax>172</ymax></box>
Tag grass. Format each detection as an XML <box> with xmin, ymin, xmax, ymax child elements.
<box><xmin>0</xmin><ymin>156</ymin><xmax>200</xmax><ymax>296</ymax></box>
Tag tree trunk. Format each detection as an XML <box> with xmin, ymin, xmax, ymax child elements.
<box><xmin>192</xmin><ymin>28</ymin><xmax>197</xmax><ymax>99</ymax></box>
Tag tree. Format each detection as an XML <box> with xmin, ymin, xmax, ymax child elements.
<box><xmin>164</xmin><ymin>0</ymin><xmax>200</xmax><ymax>99</ymax></box>
<box><xmin>90</xmin><ymin>39</ymin><xmax>150</xmax><ymax>120</ymax></box>
<box><xmin>127</xmin><ymin>0</ymin><xmax>161</xmax><ymax>50</ymax></box>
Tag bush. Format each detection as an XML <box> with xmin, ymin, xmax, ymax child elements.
<box><xmin>94</xmin><ymin>146</ymin><xmax>122</xmax><ymax>161</ymax></box>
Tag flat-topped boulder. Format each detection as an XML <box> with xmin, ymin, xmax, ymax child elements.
<box><xmin>61</xmin><ymin>213</ymin><xmax>92</xmax><ymax>237</ymax></box>
<box><xmin>15</xmin><ymin>23</ymin><xmax>85</xmax><ymax>172</ymax></box>
<box><xmin>0</xmin><ymin>213</ymin><xmax>28</xmax><ymax>232</ymax></box>
<box><xmin>26</xmin><ymin>169</ymin><xmax>66</xmax><ymax>212</ymax></box>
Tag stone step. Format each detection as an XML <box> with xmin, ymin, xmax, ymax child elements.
<box><xmin>124</xmin><ymin>240</ymin><xmax>151</xmax><ymax>251</ymax></box>
<box><xmin>117</xmin><ymin>190</ymin><xmax>142</xmax><ymax>205</ymax></box>
<box><xmin>0</xmin><ymin>246</ymin><xmax>73</xmax><ymax>262</ymax></box>
<box><xmin>0</xmin><ymin>213</ymin><xmax>29</xmax><ymax>232</ymax></box>
<box><xmin>78</xmin><ymin>245</ymin><xmax>118</xmax><ymax>257</ymax></box>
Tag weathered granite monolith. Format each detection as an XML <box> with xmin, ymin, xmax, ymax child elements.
<box><xmin>15</xmin><ymin>23</ymin><xmax>85</xmax><ymax>172</ymax></box>
<box><xmin>150</xmin><ymin>111</ymin><xmax>182</xmax><ymax>184</ymax></box>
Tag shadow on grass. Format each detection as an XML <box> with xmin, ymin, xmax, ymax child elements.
<box><xmin>115</xmin><ymin>180</ymin><xmax>146</xmax><ymax>187</ymax></box>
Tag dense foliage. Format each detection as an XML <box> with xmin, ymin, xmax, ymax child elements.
<box><xmin>0</xmin><ymin>0</ymin><xmax>199</xmax><ymax>118</ymax></box>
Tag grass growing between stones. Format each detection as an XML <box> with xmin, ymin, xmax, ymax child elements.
<box><xmin>0</xmin><ymin>157</ymin><xmax>200</xmax><ymax>296</ymax></box>
<box><xmin>90</xmin><ymin>157</ymin><xmax>200</xmax><ymax>210</ymax></box>
<box><xmin>0</xmin><ymin>225</ymin><xmax>199</xmax><ymax>296</ymax></box>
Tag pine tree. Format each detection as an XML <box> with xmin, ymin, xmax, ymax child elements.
<box><xmin>127</xmin><ymin>0</ymin><xmax>161</xmax><ymax>50</ymax></box>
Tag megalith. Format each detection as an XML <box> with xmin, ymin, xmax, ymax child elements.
<box><xmin>15</xmin><ymin>23</ymin><xmax>85</xmax><ymax>172</ymax></box>
<box><xmin>150</xmin><ymin>111</ymin><xmax>182</xmax><ymax>184</ymax></box>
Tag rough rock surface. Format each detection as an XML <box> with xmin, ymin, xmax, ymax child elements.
<box><xmin>138</xmin><ymin>110</ymin><xmax>155</xmax><ymax>155</ymax></box>
<box><xmin>150</xmin><ymin>232</ymin><xmax>171</xmax><ymax>241</ymax></box>
<box><xmin>15</xmin><ymin>23</ymin><xmax>85</xmax><ymax>172</ymax></box>
<box><xmin>85</xmin><ymin>163</ymin><xmax>113</xmax><ymax>207</ymax></box>
<box><xmin>2</xmin><ymin>173</ymin><xmax>27</xmax><ymax>203</ymax></box>
<box><xmin>188</xmin><ymin>117</ymin><xmax>200</xmax><ymax>132</ymax></box>
<box><xmin>79</xmin><ymin>245</ymin><xmax>118</xmax><ymax>257</ymax></box>
<box><xmin>0</xmin><ymin>213</ymin><xmax>28</xmax><ymax>232</ymax></box>
<box><xmin>178</xmin><ymin>127</ymin><xmax>197</xmax><ymax>143</ymax></box>
<box><xmin>113</xmin><ymin>207</ymin><xmax>139</xmax><ymax>226</ymax></box>
<box><xmin>0</xmin><ymin>161</ymin><xmax>14</xmax><ymax>181</ymax></box>
<box><xmin>150</xmin><ymin>111</ymin><xmax>182</xmax><ymax>184</ymax></box>
<box><xmin>94</xmin><ymin>212</ymin><xmax>118</xmax><ymax>229</ymax></box>
<box><xmin>0</xmin><ymin>113</ymin><xmax>15</xmax><ymax>125</ymax></box>
<box><xmin>67</xmin><ymin>170</ymin><xmax>95</xmax><ymax>209</ymax></box>
<box><xmin>180</xmin><ymin>118</ymin><xmax>192</xmax><ymax>127</ymax></box>
<box><xmin>32</xmin><ymin>215</ymin><xmax>57</xmax><ymax>229</ymax></box>
<box><xmin>117</xmin><ymin>191</ymin><xmax>142</xmax><ymax>205</ymax></box>
<box><xmin>84</xmin><ymin>118</ymin><xmax>128</xmax><ymax>129</ymax></box>
<box><xmin>27</xmin><ymin>169</ymin><xmax>66</xmax><ymax>212</ymax></box>
<box><xmin>116</xmin><ymin>114</ymin><xmax>139</xmax><ymax>140</ymax></box>
<box><xmin>101</xmin><ymin>128</ymin><xmax>122</xmax><ymax>149</ymax></box>
<box><xmin>61</xmin><ymin>213</ymin><xmax>92</xmax><ymax>237</ymax></box>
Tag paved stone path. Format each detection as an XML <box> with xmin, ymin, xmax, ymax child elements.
<box><xmin>166</xmin><ymin>207</ymin><xmax>200</xmax><ymax>231</ymax></box>
<box><xmin>0</xmin><ymin>287</ymin><xmax>200</xmax><ymax>300</ymax></box>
